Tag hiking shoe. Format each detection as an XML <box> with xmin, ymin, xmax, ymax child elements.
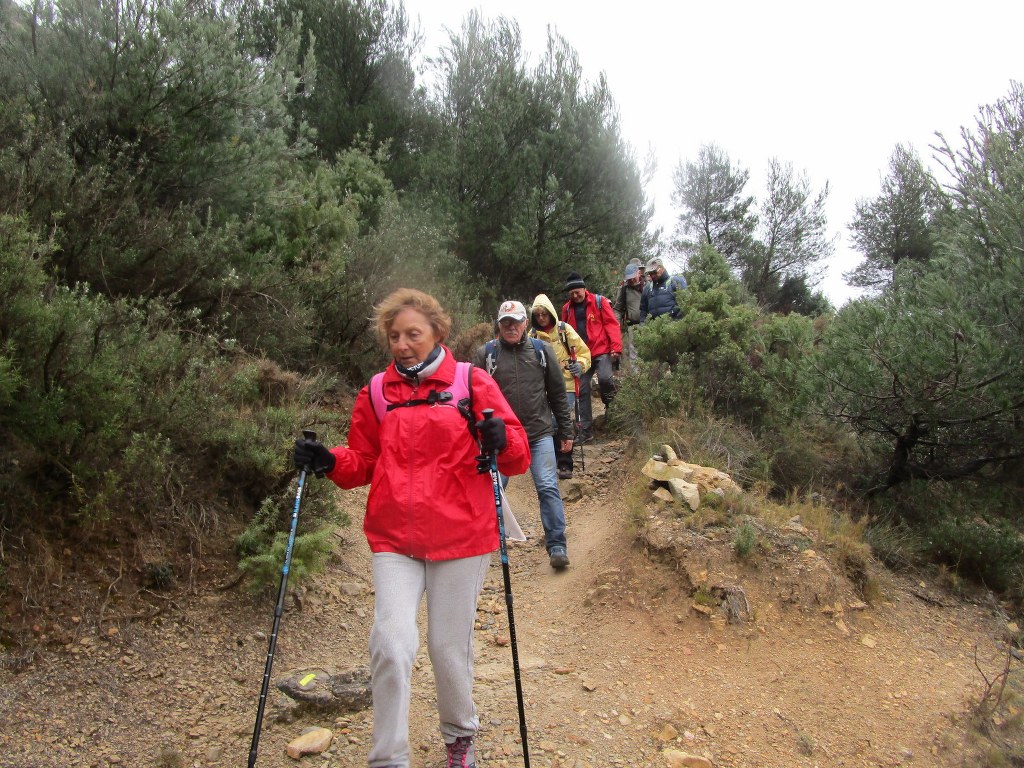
<box><xmin>549</xmin><ymin>546</ymin><xmax>570</xmax><ymax>570</ymax></box>
<box><xmin>576</xmin><ymin>429</ymin><xmax>593</xmax><ymax>444</ymax></box>
<box><xmin>557</xmin><ymin>468</ymin><xmax>573</xmax><ymax>480</ymax></box>
<box><xmin>446</xmin><ymin>735</ymin><xmax>477</xmax><ymax>768</ymax></box>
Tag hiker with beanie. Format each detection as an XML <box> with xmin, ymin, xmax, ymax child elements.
<box><xmin>473</xmin><ymin>300</ymin><xmax>574</xmax><ymax>569</ymax></box>
<box><xmin>560</xmin><ymin>272</ymin><xmax>622</xmax><ymax>442</ymax></box>
<box><xmin>613</xmin><ymin>262</ymin><xmax>644</xmax><ymax>369</ymax></box>
<box><xmin>640</xmin><ymin>256</ymin><xmax>688</xmax><ymax>322</ymax></box>
<box><xmin>529</xmin><ymin>294</ymin><xmax>591</xmax><ymax>480</ymax></box>
<box><xmin>293</xmin><ymin>288</ymin><xmax>530</xmax><ymax>768</ymax></box>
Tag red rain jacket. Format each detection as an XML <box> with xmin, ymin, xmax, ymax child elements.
<box><xmin>325</xmin><ymin>348</ymin><xmax>530</xmax><ymax>560</ymax></box>
<box><xmin>560</xmin><ymin>291</ymin><xmax>623</xmax><ymax>357</ymax></box>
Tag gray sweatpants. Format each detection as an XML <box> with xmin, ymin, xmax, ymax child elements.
<box><xmin>367</xmin><ymin>551</ymin><xmax>490</xmax><ymax>768</ymax></box>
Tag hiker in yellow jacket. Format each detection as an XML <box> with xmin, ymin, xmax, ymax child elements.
<box><xmin>529</xmin><ymin>294</ymin><xmax>591</xmax><ymax>479</ymax></box>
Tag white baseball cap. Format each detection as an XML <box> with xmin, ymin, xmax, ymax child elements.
<box><xmin>496</xmin><ymin>300</ymin><xmax>527</xmax><ymax>322</ymax></box>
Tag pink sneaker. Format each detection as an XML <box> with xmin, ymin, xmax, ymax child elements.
<box><xmin>446</xmin><ymin>735</ymin><xmax>477</xmax><ymax>767</ymax></box>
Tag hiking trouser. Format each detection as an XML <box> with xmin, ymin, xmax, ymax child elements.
<box><xmin>367</xmin><ymin>552</ymin><xmax>489</xmax><ymax>768</ymax></box>
<box><xmin>623</xmin><ymin>325</ymin><xmax>638</xmax><ymax>371</ymax></box>
<box><xmin>500</xmin><ymin>437</ymin><xmax>568</xmax><ymax>552</ymax></box>
<box><xmin>578</xmin><ymin>353</ymin><xmax>616</xmax><ymax>431</ymax></box>
<box><xmin>553</xmin><ymin>391</ymin><xmax>576</xmax><ymax>472</ymax></box>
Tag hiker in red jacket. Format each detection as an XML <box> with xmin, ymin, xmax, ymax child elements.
<box><xmin>560</xmin><ymin>272</ymin><xmax>622</xmax><ymax>442</ymax></box>
<box><xmin>294</xmin><ymin>288</ymin><xmax>530</xmax><ymax>768</ymax></box>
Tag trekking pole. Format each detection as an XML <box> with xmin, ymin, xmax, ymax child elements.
<box><xmin>248</xmin><ymin>429</ymin><xmax>317</xmax><ymax>768</ymax></box>
<box><xmin>477</xmin><ymin>410</ymin><xmax>531</xmax><ymax>768</ymax></box>
<box><xmin>569</xmin><ymin>347</ymin><xmax>585</xmax><ymax>474</ymax></box>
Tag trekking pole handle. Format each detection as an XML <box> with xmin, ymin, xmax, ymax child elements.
<box><xmin>480</xmin><ymin>410</ymin><xmax>497</xmax><ymax>469</ymax></box>
<box><xmin>299</xmin><ymin>430</ymin><xmax>319</xmax><ymax>476</ymax></box>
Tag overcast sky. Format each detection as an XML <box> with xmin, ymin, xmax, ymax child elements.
<box><xmin>402</xmin><ymin>0</ymin><xmax>1022</xmax><ymax>305</ymax></box>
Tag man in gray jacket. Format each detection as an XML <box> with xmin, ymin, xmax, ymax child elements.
<box><xmin>473</xmin><ymin>300</ymin><xmax>574</xmax><ymax>569</ymax></box>
<box><xmin>613</xmin><ymin>261</ymin><xmax>644</xmax><ymax>369</ymax></box>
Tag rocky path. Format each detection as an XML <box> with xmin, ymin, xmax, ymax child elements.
<box><xmin>0</xmin><ymin>436</ymin><xmax>1016</xmax><ymax>767</ymax></box>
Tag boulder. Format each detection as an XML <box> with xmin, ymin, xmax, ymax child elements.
<box><xmin>642</xmin><ymin>458</ymin><xmax>693</xmax><ymax>483</ymax></box>
<box><xmin>667</xmin><ymin>479</ymin><xmax>701</xmax><ymax>511</ymax></box>
<box><xmin>277</xmin><ymin>666</ymin><xmax>372</xmax><ymax>713</ymax></box>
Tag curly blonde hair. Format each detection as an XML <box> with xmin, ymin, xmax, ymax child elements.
<box><xmin>373</xmin><ymin>288</ymin><xmax>452</xmax><ymax>348</ymax></box>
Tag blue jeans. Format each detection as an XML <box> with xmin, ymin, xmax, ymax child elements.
<box><xmin>502</xmin><ymin>437</ymin><xmax>567</xmax><ymax>552</ymax></box>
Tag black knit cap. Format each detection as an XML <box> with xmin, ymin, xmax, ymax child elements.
<box><xmin>564</xmin><ymin>271</ymin><xmax>586</xmax><ymax>291</ymax></box>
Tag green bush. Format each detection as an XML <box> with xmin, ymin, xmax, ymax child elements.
<box><xmin>734</xmin><ymin>520</ymin><xmax>758</xmax><ymax>559</ymax></box>
<box><xmin>238</xmin><ymin>526</ymin><xmax>336</xmax><ymax>592</ymax></box>
<box><xmin>924</xmin><ymin>515</ymin><xmax>1024</xmax><ymax>593</ymax></box>
<box><xmin>863</xmin><ymin>515</ymin><xmax>927</xmax><ymax>571</ymax></box>
<box><xmin>0</xmin><ymin>212</ymin><xmax>341</xmax><ymax>546</ymax></box>
<box><xmin>632</xmin><ymin>284</ymin><xmax>817</xmax><ymax>430</ymax></box>
<box><xmin>872</xmin><ymin>482</ymin><xmax>1024</xmax><ymax>597</ymax></box>
<box><xmin>606</xmin><ymin>360</ymin><xmax>695</xmax><ymax>436</ymax></box>
<box><xmin>236</xmin><ymin>474</ymin><xmax>349</xmax><ymax>590</ymax></box>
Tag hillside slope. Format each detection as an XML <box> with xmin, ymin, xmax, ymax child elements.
<box><xmin>0</xmin><ymin>435</ymin><xmax>1017</xmax><ymax>768</ymax></box>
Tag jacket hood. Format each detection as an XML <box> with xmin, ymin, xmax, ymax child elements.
<box><xmin>529</xmin><ymin>294</ymin><xmax>559</xmax><ymax>329</ymax></box>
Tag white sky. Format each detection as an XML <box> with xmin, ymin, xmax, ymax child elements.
<box><xmin>402</xmin><ymin>0</ymin><xmax>1023</xmax><ymax>305</ymax></box>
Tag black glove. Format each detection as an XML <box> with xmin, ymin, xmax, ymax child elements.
<box><xmin>294</xmin><ymin>438</ymin><xmax>336</xmax><ymax>477</ymax></box>
<box><xmin>475</xmin><ymin>416</ymin><xmax>507</xmax><ymax>455</ymax></box>
<box><xmin>566</xmin><ymin>361</ymin><xmax>583</xmax><ymax>377</ymax></box>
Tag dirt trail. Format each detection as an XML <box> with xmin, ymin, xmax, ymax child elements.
<box><xmin>0</xmin><ymin>435</ymin><xmax>1015</xmax><ymax>768</ymax></box>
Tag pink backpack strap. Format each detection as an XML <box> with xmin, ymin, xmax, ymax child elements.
<box><xmin>368</xmin><ymin>362</ymin><xmax>472</xmax><ymax>423</ymax></box>
<box><xmin>449</xmin><ymin>362</ymin><xmax>472</xmax><ymax>408</ymax></box>
<box><xmin>369</xmin><ymin>371</ymin><xmax>387</xmax><ymax>422</ymax></box>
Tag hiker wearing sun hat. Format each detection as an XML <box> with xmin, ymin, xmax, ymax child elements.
<box><xmin>559</xmin><ymin>272</ymin><xmax>622</xmax><ymax>442</ymax></box>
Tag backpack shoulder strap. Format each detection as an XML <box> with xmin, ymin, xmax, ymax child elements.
<box><xmin>484</xmin><ymin>339</ymin><xmax>498</xmax><ymax>376</ymax></box>
<box><xmin>557</xmin><ymin>321</ymin><xmax>570</xmax><ymax>354</ymax></box>
<box><xmin>369</xmin><ymin>372</ymin><xmax>388</xmax><ymax>422</ymax></box>
<box><xmin>373</xmin><ymin>362</ymin><xmax>475</xmax><ymax>428</ymax></box>
<box><xmin>526</xmin><ymin>337</ymin><xmax>546</xmax><ymax>370</ymax></box>
<box><xmin>595</xmin><ymin>294</ymin><xmax>603</xmax><ymax>311</ymax></box>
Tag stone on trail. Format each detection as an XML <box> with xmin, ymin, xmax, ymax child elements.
<box><xmin>658</xmin><ymin>723</ymin><xmax>679</xmax><ymax>742</ymax></box>
<box><xmin>662</xmin><ymin>749</ymin><xmax>713</xmax><ymax>767</ymax></box>
<box><xmin>276</xmin><ymin>666</ymin><xmax>372</xmax><ymax>713</ymax></box>
<box><xmin>286</xmin><ymin>726</ymin><xmax>333</xmax><ymax>759</ymax></box>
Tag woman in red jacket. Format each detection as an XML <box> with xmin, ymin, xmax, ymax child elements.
<box><xmin>295</xmin><ymin>288</ymin><xmax>530</xmax><ymax>768</ymax></box>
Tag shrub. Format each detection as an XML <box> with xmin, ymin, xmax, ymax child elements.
<box><xmin>870</xmin><ymin>481</ymin><xmax>1024</xmax><ymax>598</ymax></box>
<box><xmin>631</xmin><ymin>284</ymin><xmax>817</xmax><ymax>430</ymax></box>
<box><xmin>606</xmin><ymin>361</ymin><xmax>695</xmax><ymax>436</ymax></box>
<box><xmin>924</xmin><ymin>515</ymin><xmax>1024</xmax><ymax>593</ymax></box>
<box><xmin>238</xmin><ymin>526</ymin><xmax>336</xmax><ymax>591</ymax></box>
<box><xmin>734</xmin><ymin>520</ymin><xmax>758</xmax><ymax>559</ymax></box>
<box><xmin>863</xmin><ymin>515</ymin><xmax>926</xmax><ymax>571</ymax></box>
<box><xmin>236</xmin><ymin>470</ymin><xmax>350</xmax><ymax>590</ymax></box>
<box><xmin>666</xmin><ymin>414</ymin><xmax>771</xmax><ymax>490</ymax></box>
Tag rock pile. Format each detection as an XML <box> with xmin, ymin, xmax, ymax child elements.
<box><xmin>642</xmin><ymin>444</ymin><xmax>741</xmax><ymax>511</ymax></box>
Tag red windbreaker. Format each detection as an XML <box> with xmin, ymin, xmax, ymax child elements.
<box><xmin>325</xmin><ymin>348</ymin><xmax>530</xmax><ymax>561</ymax></box>
<box><xmin>560</xmin><ymin>291</ymin><xmax>623</xmax><ymax>356</ymax></box>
